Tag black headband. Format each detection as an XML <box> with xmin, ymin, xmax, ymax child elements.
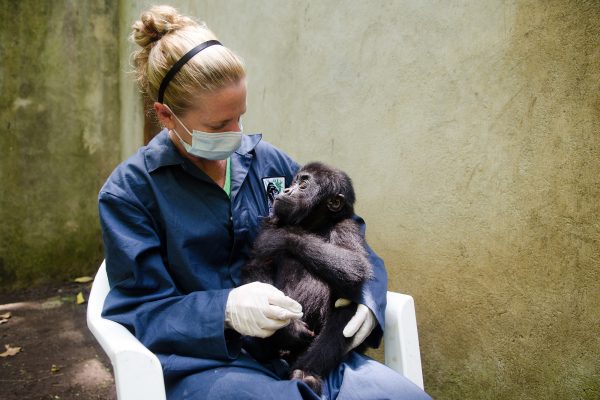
<box><xmin>157</xmin><ymin>39</ymin><xmax>222</xmax><ymax>104</ymax></box>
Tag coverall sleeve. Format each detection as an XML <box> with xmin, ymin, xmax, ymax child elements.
<box><xmin>353</xmin><ymin>215</ymin><xmax>388</xmax><ymax>349</ymax></box>
<box><xmin>98</xmin><ymin>191</ymin><xmax>241</xmax><ymax>360</ymax></box>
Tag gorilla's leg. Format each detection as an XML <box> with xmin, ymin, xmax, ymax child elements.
<box><xmin>289</xmin><ymin>304</ymin><xmax>358</xmax><ymax>395</ymax></box>
<box><xmin>243</xmin><ymin>319</ymin><xmax>315</xmax><ymax>365</ymax></box>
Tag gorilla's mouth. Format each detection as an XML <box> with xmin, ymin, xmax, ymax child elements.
<box><xmin>274</xmin><ymin>196</ymin><xmax>290</xmax><ymax>204</ymax></box>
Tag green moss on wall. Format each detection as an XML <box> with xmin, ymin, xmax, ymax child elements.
<box><xmin>0</xmin><ymin>0</ymin><xmax>120</xmax><ymax>287</ymax></box>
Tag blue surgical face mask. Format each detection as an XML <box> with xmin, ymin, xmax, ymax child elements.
<box><xmin>168</xmin><ymin>107</ymin><xmax>242</xmax><ymax>160</ymax></box>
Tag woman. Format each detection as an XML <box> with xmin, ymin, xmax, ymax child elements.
<box><xmin>99</xmin><ymin>5</ymin><xmax>431</xmax><ymax>400</ymax></box>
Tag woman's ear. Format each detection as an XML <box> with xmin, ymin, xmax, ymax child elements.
<box><xmin>154</xmin><ymin>102</ymin><xmax>175</xmax><ymax>130</ymax></box>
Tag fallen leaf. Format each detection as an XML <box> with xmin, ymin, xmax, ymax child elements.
<box><xmin>0</xmin><ymin>312</ymin><xmax>11</xmax><ymax>325</ymax></box>
<box><xmin>73</xmin><ymin>276</ymin><xmax>93</xmax><ymax>283</ymax></box>
<box><xmin>0</xmin><ymin>344</ymin><xmax>22</xmax><ymax>357</ymax></box>
<box><xmin>51</xmin><ymin>364</ymin><xmax>61</xmax><ymax>373</ymax></box>
<box><xmin>76</xmin><ymin>292</ymin><xmax>86</xmax><ymax>305</ymax></box>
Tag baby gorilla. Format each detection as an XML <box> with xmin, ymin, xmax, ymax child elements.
<box><xmin>242</xmin><ymin>162</ymin><xmax>373</xmax><ymax>395</ymax></box>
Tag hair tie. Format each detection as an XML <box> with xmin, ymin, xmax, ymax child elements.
<box><xmin>157</xmin><ymin>40</ymin><xmax>221</xmax><ymax>103</ymax></box>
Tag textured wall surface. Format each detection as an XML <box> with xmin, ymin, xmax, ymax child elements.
<box><xmin>4</xmin><ymin>0</ymin><xmax>597</xmax><ymax>398</ymax></box>
<box><xmin>0</xmin><ymin>0</ymin><xmax>119</xmax><ymax>286</ymax></box>
<box><xmin>150</xmin><ymin>1</ymin><xmax>596</xmax><ymax>399</ymax></box>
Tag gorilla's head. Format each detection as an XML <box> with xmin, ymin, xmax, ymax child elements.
<box><xmin>273</xmin><ymin>162</ymin><xmax>356</xmax><ymax>230</ymax></box>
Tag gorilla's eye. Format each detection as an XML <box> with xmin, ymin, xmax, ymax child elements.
<box><xmin>299</xmin><ymin>180</ymin><xmax>308</xmax><ymax>189</ymax></box>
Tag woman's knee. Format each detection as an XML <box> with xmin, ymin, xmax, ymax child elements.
<box><xmin>335</xmin><ymin>353</ymin><xmax>432</xmax><ymax>400</ymax></box>
<box><xmin>170</xmin><ymin>367</ymin><xmax>318</xmax><ymax>400</ymax></box>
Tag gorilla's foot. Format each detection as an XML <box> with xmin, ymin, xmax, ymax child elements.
<box><xmin>291</xmin><ymin>369</ymin><xmax>322</xmax><ymax>395</ymax></box>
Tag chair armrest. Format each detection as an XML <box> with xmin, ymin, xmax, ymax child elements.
<box><xmin>384</xmin><ymin>291</ymin><xmax>424</xmax><ymax>389</ymax></box>
<box><xmin>87</xmin><ymin>261</ymin><xmax>166</xmax><ymax>400</ymax></box>
<box><xmin>87</xmin><ymin>264</ymin><xmax>424</xmax><ymax>396</ymax></box>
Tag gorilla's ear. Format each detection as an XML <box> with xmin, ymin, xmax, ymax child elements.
<box><xmin>327</xmin><ymin>194</ymin><xmax>345</xmax><ymax>213</ymax></box>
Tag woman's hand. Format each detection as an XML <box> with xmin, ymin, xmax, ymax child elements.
<box><xmin>336</xmin><ymin>299</ymin><xmax>377</xmax><ymax>351</ymax></box>
<box><xmin>225</xmin><ymin>282</ymin><xmax>303</xmax><ymax>337</ymax></box>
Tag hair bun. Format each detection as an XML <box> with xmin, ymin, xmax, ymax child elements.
<box><xmin>132</xmin><ymin>5</ymin><xmax>197</xmax><ymax>47</ymax></box>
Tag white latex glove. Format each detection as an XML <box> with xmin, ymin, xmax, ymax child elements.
<box><xmin>339</xmin><ymin>300</ymin><xmax>377</xmax><ymax>351</ymax></box>
<box><xmin>225</xmin><ymin>282</ymin><xmax>303</xmax><ymax>338</ymax></box>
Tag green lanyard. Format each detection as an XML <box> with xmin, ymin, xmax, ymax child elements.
<box><xmin>224</xmin><ymin>157</ymin><xmax>232</xmax><ymax>197</ymax></box>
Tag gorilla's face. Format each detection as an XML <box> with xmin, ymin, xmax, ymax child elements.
<box><xmin>273</xmin><ymin>171</ymin><xmax>316</xmax><ymax>225</ymax></box>
<box><xmin>273</xmin><ymin>163</ymin><xmax>355</xmax><ymax>229</ymax></box>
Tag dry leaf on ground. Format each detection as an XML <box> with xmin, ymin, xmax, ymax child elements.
<box><xmin>73</xmin><ymin>276</ymin><xmax>94</xmax><ymax>283</ymax></box>
<box><xmin>76</xmin><ymin>292</ymin><xmax>86</xmax><ymax>305</ymax></box>
<box><xmin>0</xmin><ymin>312</ymin><xmax>11</xmax><ymax>325</ymax></box>
<box><xmin>0</xmin><ymin>344</ymin><xmax>22</xmax><ymax>357</ymax></box>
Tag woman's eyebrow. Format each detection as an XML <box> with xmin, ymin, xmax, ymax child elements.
<box><xmin>207</xmin><ymin>106</ymin><xmax>245</xmax><ymax>126</ymax></box>
<box><xmin>210</xmin><ymin>112</ymin><xmax>245</xmax><ymax>127</ymax></box>
<box><xmin>208</xmin><ymin>119</ymin><xmax>230</xmax><ymax>128</ymax></box>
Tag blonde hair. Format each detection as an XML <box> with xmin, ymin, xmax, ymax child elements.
<box><xmin>131</xmin><ymin>5</ymin><xmax>245</xmax><ymax>115</ymax></box>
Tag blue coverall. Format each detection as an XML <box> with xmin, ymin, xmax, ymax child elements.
<box><xmin>98</xmin><ymin>129</ymin><xmax>431</xmax><ymax>399</ymax></box>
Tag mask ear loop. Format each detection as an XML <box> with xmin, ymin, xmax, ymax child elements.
<box><xmin>163</xmin><ymin>104</ymin><xmax>193</xmax><ymax>144</ymax></box>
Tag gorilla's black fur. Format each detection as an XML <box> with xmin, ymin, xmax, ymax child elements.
<box><xmin>242</xmin><ymin>162</ymin><xmax>373</xmax><ymax>394</ymax></box>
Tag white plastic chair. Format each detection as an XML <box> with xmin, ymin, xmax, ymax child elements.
<box><xmin>87</xmin><ymin>261</ymin><xmax>424</xmax><ymax>400</ymax></box>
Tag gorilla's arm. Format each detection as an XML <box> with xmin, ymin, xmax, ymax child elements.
<box><xmin>247</xmin><ymin>220</ymin><xmax>372</xmax><ymax>294</ymax></box>
<box><xmin>282</xmin><ymin>220</ymin><xmax>373</xmax><ymax>294</ymax></box>
<box><xmin>241</xmin><ymin>257</ymin><xmax>275</xmax><ymax>285</ymax></box>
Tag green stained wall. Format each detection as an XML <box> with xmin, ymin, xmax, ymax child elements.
<box><xmin>0</xmin><ymin>0</ymin><xmax>119</xmax><ymax>286</ymax></box>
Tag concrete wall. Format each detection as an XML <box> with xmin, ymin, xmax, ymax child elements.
<box><xmin>2</xmin><ymin>0</ymin><xmax>597</xmax><ymax>398</ymax></box>
<box><xmin>143</xmin><ymin>1</ymin><xmax>596</xmax><ymax>398</ymax></box>
<box><xmin>0</xmin><ymin>0</ymin><xmax>119</xmax><ymax>285</ymax></box>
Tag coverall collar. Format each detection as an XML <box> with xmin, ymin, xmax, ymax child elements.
<box><xmin>235</xmin><ymin>132</ymin><xmax>262</xmax><ymax>155</ymax></box>
<box><xmin>145</xmin><ymin>129</ymin><xmax>262</xmax><ymax>173</ymax></box>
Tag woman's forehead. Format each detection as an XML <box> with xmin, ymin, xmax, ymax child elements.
<box><xmin>186</xmin><ymin>79</ymin><xmax>247</xmax><ymax>122</ymax></box>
